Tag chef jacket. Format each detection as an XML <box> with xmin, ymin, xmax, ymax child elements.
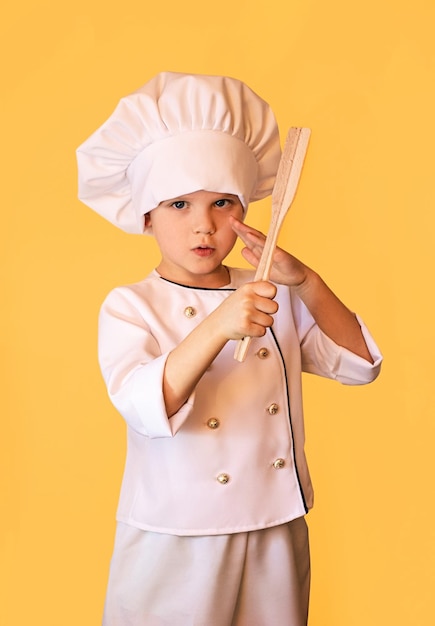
<box><xmin>98</xmin><ymin>268</ymin><xmax>382</xmax><ymax>536</ymax></box>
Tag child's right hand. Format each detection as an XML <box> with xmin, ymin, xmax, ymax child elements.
<box><xmin>212</xmin><ymin>281</ymin><xmax>279</xmax><ymax>341</ymax></box>
<box><xmin>163</xmin><ymin>281</ymin><xmax>278</xmax><ymax>417</ymax></box>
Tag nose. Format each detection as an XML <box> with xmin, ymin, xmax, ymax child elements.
<box><xmin>192</xmin><ymin>207</ymin><xmax>215</xmax><ymax>235</ymax></box>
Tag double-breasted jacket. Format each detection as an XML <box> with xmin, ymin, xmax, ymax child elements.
<box><xmin>98</xmin><ymin>268</ymin><xmax>382</xmax><ymax>536</ymax></box>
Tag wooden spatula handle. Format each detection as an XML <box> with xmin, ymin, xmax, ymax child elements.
<box><xmin>234</xmin><ymin>127</ymin><xmax>311</xmax><ymax>362</ymax></box>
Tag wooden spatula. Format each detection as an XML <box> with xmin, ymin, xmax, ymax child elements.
<box><xmin>234</xmin><ymin>127</ymin><xmax>311</xmax><ymax>362</ymax></box>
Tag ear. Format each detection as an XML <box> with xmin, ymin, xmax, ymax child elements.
<box><xmin>143</xmin><ymin>212</ymin><xmax>153</xmax><ymax>235</ymax></box>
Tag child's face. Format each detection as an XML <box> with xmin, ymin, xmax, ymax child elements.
<box><xmin>146</xmin><ymin>190</ymin><xmax>244</xmax><ymax>288</ymax></box>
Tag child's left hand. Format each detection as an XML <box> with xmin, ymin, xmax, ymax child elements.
<box><xmin>231</xmin><ymin>217</ymin><xmax>375</xmax><ymax>363</ymax></box>
<box><xmin>230</xmin><ymin>217</ymin><xmax>308</xmax><ymax>288</ymax></box>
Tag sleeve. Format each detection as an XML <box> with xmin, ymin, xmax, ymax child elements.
<box><xmin>291</xmin><ymin>293</ymin><xmax>382</xmax><ymax>385</ymax></box>
<box><xmin>98</xmin><ymin>288</ymin><xmax>195</xmax><ymax>438</ymax></box>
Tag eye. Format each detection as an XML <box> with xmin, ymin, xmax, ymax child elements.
<box><xmin>214</xmin><ymin>198</ymin><xmax>231</xmax><ymax>208</ymax></box>
<box><xmin>171</xmin><ymin>200</ymin><xmax>187</xmax><ymax>210</ymax></box>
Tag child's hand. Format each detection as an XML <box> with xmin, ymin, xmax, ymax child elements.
<box><xmin>230</xmin><ymin>217</ymin><xmax>309</xmax><ymax>287</ymax></box>
<box><xmin>213</xmin><ymin>281</ymin><xmax>278</xmax><ymax>341</ymax></box>
<box><xmin>163</xmin><ymin>279</ymin><xmax>277</xmax><ymax>417</ymax></box>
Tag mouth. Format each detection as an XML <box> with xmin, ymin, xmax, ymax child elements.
<box><xmin>192</xmin><ymin>245</ymin><xmax>215</xmax><ymax>257</ymax></box>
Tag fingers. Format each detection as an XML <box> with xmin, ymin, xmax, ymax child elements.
<box><xmin>216</xmin><ymin>278</ymin><xmax>278</xmax><ymax>341</ymax></box>
<box><xmin>251</xmin><ymin>280</ymin><xmax>277</xmax><ymax>302</ymax></box>
<box><xmin>231</xmin><ymin>219</ymin><xmax>267</xmax><ymax>272</ymax></box>
<box><xmin>237</xmin><ymin>281</ymin><xmax>278</xmax><ymax>337</ymax></box>
<box><xmin>230</xmin><ymin>217</ymin><xmax>266</xmax><ymax>248</ymax></box>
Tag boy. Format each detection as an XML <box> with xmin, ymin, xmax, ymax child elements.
<box><xmin>77</xmin><ymin>72</ymin><xmax>382</xmax><ymax>625</ymax></box>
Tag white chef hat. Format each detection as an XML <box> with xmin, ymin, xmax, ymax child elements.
<box><xmin>76</xmin><ymin>71</ymin><xmax>281</xmax><ymax>234</ymax></box>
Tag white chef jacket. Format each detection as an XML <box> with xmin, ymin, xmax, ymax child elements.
<box><xmin>98</xmin><ymin>268</ymin><xmax>382</xmax><ymax>536</ymax></box>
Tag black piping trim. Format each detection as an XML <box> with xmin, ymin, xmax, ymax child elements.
<box><xmin>159</xmin><ymin>276</ymin><xmax>235</xmax><ymax>292</ymax></box>
<box><xmin>270</xmin><ymin>327</ymin><xmax>309</xmax><ymax>513</ymax></box>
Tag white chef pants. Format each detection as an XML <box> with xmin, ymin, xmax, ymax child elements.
<box><xmin>102</xmin><ymin>517</ymin><xmax>310</xmax><ymax>626</ymax></box>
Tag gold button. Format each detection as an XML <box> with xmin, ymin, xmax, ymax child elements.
<box><xmin>268</xmin><ymin>403</ymin><xmax>279</xmax><ymax>415</ymax></box>
<box><xmin>273</xmin><ymin>458</ymin><xmax>285</xmax><ymax>469</ymax></box>
<box><xmin>257</xmin><ymin>347</ymin><xmax>269</xmax><ymax>359</ymax></box>
<box><xmin>217</xmin><ymin>473</ymin><xmax>230</xmax><ymax>484</ymax></box>
<box><xmin>184</xmin><ymin>306</ymin><xmax>196</xmax><ymax>318</ymax></box>
<box><xmin>207</xmin><ymin>418</ymin><xmax>220</xmax><ymax>429</ymax></box>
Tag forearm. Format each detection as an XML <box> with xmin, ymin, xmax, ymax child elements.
<box><xmin>163</xmin><ymin>310</ymin><xmax>228</xmax><ymax>417</ymax></box>
<box><xmin>294</xmin><ymin>269</ymin><xmax>374</xmax><ymax>363</ymax></box>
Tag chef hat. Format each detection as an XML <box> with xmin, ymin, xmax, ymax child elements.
<box><xmin>77</xmin><ymin>71</ymin><xmax>281</xmax><ymax>234</ymax></box>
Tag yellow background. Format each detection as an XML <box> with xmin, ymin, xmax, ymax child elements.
<box><xmin>1</xmin><ymin>0</ymin><xmax>434</xmax><ymax>624</ymax></box>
